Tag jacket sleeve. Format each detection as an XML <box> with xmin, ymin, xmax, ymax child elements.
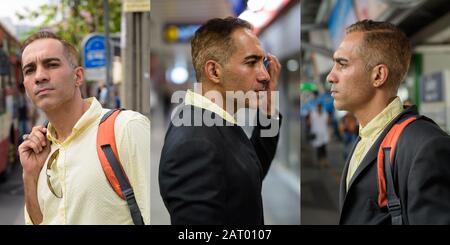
<box><xmin>407</xmin><ymin>136</ymin><xmax>450</xmax><ymax>224</ymax></box>
<box><xmin>159</xmin><ymin>138</ymin><xmax>226</xmax><ymax>225</ymax></box>
<box><xmin>250</xmin><ymin>112</ymin><xmax>282</xmax><ymax>178</ymax></box>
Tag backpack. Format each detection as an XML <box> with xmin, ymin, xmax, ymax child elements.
<box><xmin>97</xmin><ymin>109</ymin><xmax>144</xmax><ymax>225</ymax></box>
<box><xmin>376</xmin><ymin>115</ymin><xmax>418</xmax><ymax>225</ymax></box>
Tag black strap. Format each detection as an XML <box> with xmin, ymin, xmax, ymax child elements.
<box><xmin>101</xmin><ymin>144</ymin><xmax>144</xmax><ymax>225</ymax></box>
<box><xmin>100</xmin><ymin>109</ymin><xmax>118</xmax><ymax>123</ymax></box>
<box><xmin>383</xmin><ymin>147</ymin><xmax>403</xmax><ymax>225</ymax></box>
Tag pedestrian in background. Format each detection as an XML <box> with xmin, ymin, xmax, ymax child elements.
<box><xmin>308</xmin><ymin>103</ymin><xmax>330</xmax><ymax>168</ymax></box>
<box><xmin>339</xmin><ymin>112</ymin><xmax>358</xmax><ymax>161</ymax></box>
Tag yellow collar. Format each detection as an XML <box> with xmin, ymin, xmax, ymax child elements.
<box><xmin>359</xmin><ymin>97</ymin><xmax>404</xmax><ymax>139</ymax></box>
<box><xmin>185</xmin><ymin>89</ymin><xmax>236</xmax><ymax>124</ymax></box>
<box><xmin>47</xmin><ymin>97</ymin><xmax>102</xmax><ymax>146</ymax></box>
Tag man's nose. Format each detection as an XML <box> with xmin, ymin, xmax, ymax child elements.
<box><xmin>258</xmin><ymin>63</ymin><xmax>270</xmax><ymax>84</ymax></box>
<box><xmin>326</xmin><ymin>68</ymin><xmax>336</xmax><ymax>84</ymax></box>
<box><xmin>34</xmin><ymin>66</ymin><xmax>49</xmax><ymax>84</ymax></box>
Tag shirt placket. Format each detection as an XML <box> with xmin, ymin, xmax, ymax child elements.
<box><xmin>56</xmin><ymin>146</ymin><xmax>67</xmax><ymax>224</ymax></box>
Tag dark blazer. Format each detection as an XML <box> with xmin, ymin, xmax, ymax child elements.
<box><xmin>339</xmin><ymin>105</ymin><xmax>450</xmax><ymax>224</ymax></box>
<box><xmin>159</xmin><ymin>105</ymin><xmax>280</xmax><ymax>225</ymax></box>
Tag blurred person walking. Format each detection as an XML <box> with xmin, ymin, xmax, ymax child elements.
<box><xmin>339</xmin><ymin>112</ymin><xmax>358</xmax><ymax>161</ymax></box>
<box><xmin>98</xmin><ymin>84</ymin><xmax>108</xmax><ymax>107</ymax></box>
<box><xmin>327</xmin><ymin>19</ymin><xmax>450</xmax><ymax>224</ymax></box>
<box><xmin>18</xmin><ymin>84</ymin><xmax>30</xmax><ymax>143</ymax></box>
<box><xmin>308</xmin><ymin>103</ymin><xmax>330</xmax><ymax>168</ymax></box>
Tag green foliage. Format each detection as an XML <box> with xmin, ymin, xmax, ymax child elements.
<box><xmin>16</xmin><ymin>0</ymin><xmax>122</xmax><ymax>47</ymax></box>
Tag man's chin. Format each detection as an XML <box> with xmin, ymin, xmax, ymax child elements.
<box><xmin>333</xmin><ymin>101</ymin><xmax>347</xmax><ymax>111</ymax></box>
<box><xmin>35</xmin><ymin>99</ymin><xmax>56</xmax><ymax>112</ymax></box>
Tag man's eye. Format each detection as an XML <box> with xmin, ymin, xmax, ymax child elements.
<box><xmin>338</xmin><ymin>63</ymin><xmax>347</xmax><ymax>68</ymax></box>
<box><xmin>24</xmin><ymin>69</ymin><xmax>34</xmax><ymax>75</ymax></box>
<box><xmin>48</xmin><ymin>63</ymin><xmax>59</xmax><ymax>67</ymax></box>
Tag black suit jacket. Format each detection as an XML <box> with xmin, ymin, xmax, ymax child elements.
<box><xmin>339</xmin><ymin>106</ymin><xmax>450</xmax><ymax>224</ymax></box>
<box><xmin>159</xmin><ymin>105</ymin><xmax>280</xmax><ymax>225</ymax></box>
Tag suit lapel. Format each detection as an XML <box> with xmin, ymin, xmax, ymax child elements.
<box><xmin>346</xmin><ymin>137</ymin><xmax>381</xmax><ymax>190</ymax></box>
<box><xmin>339</xmin><ymin>136</ymin><xmax>360</xmax><ymax>209</ymax></box>
<box><xmin>341</xmin><ymin>106</ymin><xmax>418</xmax><ymax>202</ymax></box>
<box><xmin>339</xmin><ymin>105</ymin><xmax>419</xmax><ymax>223</ymax></box>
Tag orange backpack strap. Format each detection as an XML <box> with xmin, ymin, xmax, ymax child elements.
<box><xmin>377</xmin><ymin>116</ymin><xmax>417</xmax><ymax>225</ymax></box>
<box><xmin>97</xmin><ymin>109</ymin><xmax>144</xmax><ymax>225</ymax></box>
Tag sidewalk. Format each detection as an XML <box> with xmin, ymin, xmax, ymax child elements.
<box><xmin>0</xmin><ymin>163</ymin><xmax>25</xmax><ymax>225</ymax></box>
<box><xmin>301</xmin><ymin>128</ymin><xmax>346</xmax><ymax>224</ymax></box>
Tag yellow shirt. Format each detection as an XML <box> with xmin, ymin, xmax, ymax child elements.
<box><xmin>185</xmin><ymin>89</ymin><xmax>236</xmax><ymax>124</ymax></box>
<box><xmin>346</xmin><ymin>97</ymin><xmax>403</xmax><ymax>190</ymax></box>
<box><xmin>25</xmin><ymin>97</ymin><xmax>150</xmax><ymax>225</ymax></box>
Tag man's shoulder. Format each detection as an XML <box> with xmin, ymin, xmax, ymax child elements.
<box><xmin>102</xmin><ymin>108</ymin><xmax>150</xmax><ymax>126</ymax></box>
<box><xmin>403</xmin><ymin>115</ymin><xmax>447</xmax><ymax>137</ymax></box>
<box><xmin>166</xmin><ymin>119</ymin><xmax>224</xmax><ymax>141</ymax></box>
<box><xmin>397</xmin><ymin>114</ymin><xmax>450</xmax><ymax>152</ymax></box>
<box><xmin>164</xmin><ymin>111</ymin><xmax>233</xmax><ymax>148</ymax></box>
<box><xmin>167</xmin><ymin>104</ymin><xmax>231</xmax><ymax>135</ymax></box>
<box><xmin>100</xmin><ymin>109</ymin><xmax>150</xmax><ymax>139</ymax></box>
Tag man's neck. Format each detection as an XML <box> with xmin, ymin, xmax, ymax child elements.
<box><xmin>200</xmin><ymin>83</ymin><xmax>238</xmax><ymax>116</ymax></box>
<box><xmin>45</xmin><ymin>97</ymin><xmax>89</xmax><ymax>142</ymax></box>
<box><xmin>202</xmin><ymin>90</ymin><xmax>238</xmax><ymax>115</ymax></box>
<box><xmin>354</xmin><ymin>96</ymin><xmax>397</xmax><ymax>128</ymax></box>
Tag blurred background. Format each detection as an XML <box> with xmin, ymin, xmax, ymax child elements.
<box><xmin>301</xmin><ymin>0</ymin><xmax>450</xmax><ymax>224</ymax></box>
<box><xmin>0</xmin><ymin>0</ymin><xmax>150</xmax><ymax>224</ymax></box>
<box><xmin>149</xmin><ymin>0</ymin><xmax>300</xmax><ymax>224</ymax></box>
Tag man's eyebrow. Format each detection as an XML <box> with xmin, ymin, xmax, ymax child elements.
<box><xmin>334</xmin><ymin>57</ymin><xmax>349</xmax><ymax>63</ymax></box>
<box><xmin>22</xmin><ymin>57</ymin><xmax>61</xmax><ymax>70</ymax></box>
<box><xmin>42</xmin><ymin>57</ymin><xmax>62</xmax><ymax>63</ymax></box>
<box><xmin>244</xmin><ymin>54</ymin><xmax>263</xmax><ymax>61</ymax></box>
<box><xmin>22</xmin><ymin>62</ymin><xmax>35</xmax><ymax>70</ymax></box>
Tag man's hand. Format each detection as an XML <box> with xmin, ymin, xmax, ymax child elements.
<box><xmin>261</xmin><ymin>53</ymin><xmax>281</xmax><ymax>116</ymax></box>
<box><xmin>19</xmin><ymin>126</ymin><xmax>50</xmax><ymax>180</ymax></box>
<box><xmin>19</xmin><ymin>125</ymin><xmax>50</xmax><ymax>225</ymax></box>
<box><xmin>266</xmin><ymin>53</ymin><xmax>281</xmax><ymax>92</ymax></box>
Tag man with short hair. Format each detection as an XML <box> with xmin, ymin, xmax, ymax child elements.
<box><xmin>327</xmin><ymin>19</ymin><xmax>450</xmax><ymax>224</ymax></box>
<box><xmin>159</xmin><ymin>17</ymin><xmax>282</xmax><ymax>225</ymax></box>
<box><xmin>19</xmin><ymin>31</ymin><xmax>150</xmax><ymax>225</ymax></box>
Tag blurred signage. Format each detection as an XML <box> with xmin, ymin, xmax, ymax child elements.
<box><xmin>238</xmin><ymin>0</ymin><xmax>291</xmax><ymax>34</ymax></box>
<box><xmin>163</xmin><ymin>24</ymin><xmax>201</xmax><ymax>43</ymax></box>
<box><xmin>353</xmin><ymin>0</ymin><xmax>389</xmax><ymax>20</ymax></box>
<box><xmin>82</xmin><ymin>34</ymin><xmax>106</xmax><ymax>81</ymax></box>
<box><xmin>327</xmin><ymin>0</ymin><xmax>357</xmax><ymax>50</ymax></box>
<box><xmin>228</xmin><ymin>0</ymin><xmax>247</xmax><ymax>16</ymax></box>
<box><xmin>421</xmin><ymin>72</ymin><xmax>444</xmax><ymax>103</ymax></box>
<box><xmin>123</xmin><ymin>0</ymin><xmax>150</xmax><ymax>13</ymax></box>
<box><xmin>300</xmin><ymin>82</ymin><xmax>317</xmax><ymax>92</ymax></box>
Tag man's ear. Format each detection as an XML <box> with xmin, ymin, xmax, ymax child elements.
<box><xmin>204</xmin><ymin>60</ymin><xmax>222</xmax><ymax>84</ymax></box>
<box><xmin>371</xmin><ymin>64</ymin><xmax>389</xmax><ymax>88</ymax></box>
<box><xmin>74</xmin><ymin>67</ymin><xmax>85</xmax><ymax>87</ymax></box>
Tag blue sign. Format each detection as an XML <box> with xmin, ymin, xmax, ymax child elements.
<box><xmin>421</xmin><ymin>72</ymin><xmax>444</xmax><ymax>103</ymax></box>
<box><xmin>83</xmin><ymin>34</ymin><xmax>106</xmax><ymax>68</ymax></box>
<box><xmin>327</xmin><ymin>0</ymin><xmax>357</xmax><ymax>50</ymax></box>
